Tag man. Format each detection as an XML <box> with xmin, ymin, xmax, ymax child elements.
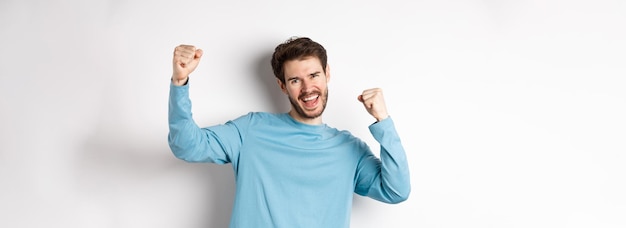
<box><xmin>168</xmin><ymin>37</ymin><xmax>410</xmax><ymax>227</ymax></box>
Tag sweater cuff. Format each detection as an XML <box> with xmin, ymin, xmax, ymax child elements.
<box><xmin>369</xmin><ymin>117</ymin><xmax>395</xmax><ymax>137</ymax></box>
<box><xmin>170</xmin><ymin>79</ymin><xmax>190</xmax><ymax>92</ymax></box>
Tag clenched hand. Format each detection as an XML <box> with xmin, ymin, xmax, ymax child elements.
<box><xmin>358</xmin><ymin>88</ymin><xmax>389</xmax><ymax>122</ymax></box>
<box><xmin>172</xmin><ymin>45</ymin><xmax>203</xmax><ymax>86</ymax></box>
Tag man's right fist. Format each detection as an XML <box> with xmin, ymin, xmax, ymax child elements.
<box><xmin>172</xmin><ymin>44</ymin><xmax>203</xmax><ymax>86</ymax></box>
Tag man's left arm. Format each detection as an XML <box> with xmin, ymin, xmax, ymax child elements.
<box><xmin>355</xmin><ymin>88</ymin><xmax>411</xmax><ymax>203</ymax></box>
<box><xmin>356</xmin><ymin>118</ymin><xmax>411</xmax><ymax>203</ymax></box>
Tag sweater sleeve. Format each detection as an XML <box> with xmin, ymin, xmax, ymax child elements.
<box><xmin>167</xmin><ymin>82</ymin><xmax>244</xmax><ymax>164</ymax></box>
<box><xmin>354</xmin><ymin>117</ymin><xmax>411</xmax><ymax>204</ymax></box>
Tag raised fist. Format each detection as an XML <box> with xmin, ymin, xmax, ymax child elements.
<box><xmin>172</xmin><ymin>44</ymin><xmax>203</xmax><ymax>85</ymax></box>
<box><xmin>358</xmin><ymin>88</ymin><xmax>389</xmax><ymax>122</ymax></box>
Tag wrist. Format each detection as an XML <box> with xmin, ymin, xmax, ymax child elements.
<box><xmin>375</xmin><ymin>114</ymin><xmax>389</xmax><ymax>122</ymax></box>
<box><xmin>171</xmin><ymin>76</ymin><xmax>189</xmax><ymax>86</ymax></box>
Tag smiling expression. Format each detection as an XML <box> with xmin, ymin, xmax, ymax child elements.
<box><xmin>278</xmin><ymin>56</ymin><xmax>330</xmax><ymax>125</ymax></box>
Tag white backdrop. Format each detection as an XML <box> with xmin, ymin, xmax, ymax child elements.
<box><xmin>1</xmin><ymin>0</ymin><xmax>625</xmax><ymax>227</ymax></box>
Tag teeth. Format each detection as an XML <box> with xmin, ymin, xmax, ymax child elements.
<box><xmin>303</xmin><ymin>95</ymin><xmax>318</xmax><ymax>101</ymax></box>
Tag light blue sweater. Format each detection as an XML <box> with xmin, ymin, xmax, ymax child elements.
<box><xmin>168</xmin><ymin>82</ymin><xmax>410</xmax><ymax>228</ymax></box>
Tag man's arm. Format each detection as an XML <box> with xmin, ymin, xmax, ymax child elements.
<box><xmin>360</xmin><ymin>118</ymin><xmax>411</xmax><ymax>203</ymax></box>
<box><xmin>167</xmin><ymin>45</ymin><xmax>239</xmax><ymax>164</ymax></box>
<box><xmin>354</xmin><ymin>89</ymin><xmax>411</xmax><ymax>203</ymax></box>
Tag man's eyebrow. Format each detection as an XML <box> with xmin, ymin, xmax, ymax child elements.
<box><xmin>309</xmin><ymin>71</ymin><xmax>321</xmax><ymax>76</ymax></box>
<box><xmin>287</xmin><ymin>71</ymin><xmax>321</xmax><ymax>80</ymax></box>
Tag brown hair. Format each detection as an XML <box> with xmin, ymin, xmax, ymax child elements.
<box><xmin>271</xmin><ymin>37</ymin><xmax>328</xmax><ymax>83</ymax></box>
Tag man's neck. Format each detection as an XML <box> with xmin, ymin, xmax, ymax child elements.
<box><xmin>288</xmin><ymin>110</ymin><xmax>323</xmax><ymax>125</ymax></box>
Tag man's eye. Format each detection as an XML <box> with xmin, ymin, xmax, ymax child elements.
<box><xmin>290</xmin><ymin>79</ymin><xmax>299</xmax><ymax>84</ymax></box>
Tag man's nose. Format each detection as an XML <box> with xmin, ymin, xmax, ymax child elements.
<box><xmin>301</xmin><ymin>80</ymin><xmax>313</xmax><ymax>93</ymax></box>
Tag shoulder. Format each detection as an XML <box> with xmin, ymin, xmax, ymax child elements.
<box><xmin>246</xmin><ymin>111</ymin><xmax>282</xmax><ymax>120</ymax></box>
<box><xmin>231</xmin><ymin>111</ymin><xmax>283</xmax><ymax>124</ymax></box>
<box><xmin>327</xmin><ymin>127</ymin><xmax>367</xmax><ymax>146</ymax></box>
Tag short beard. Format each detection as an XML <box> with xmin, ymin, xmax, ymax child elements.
<box><xmin>288</xmin><ymin>89</ymin><xmax>329</xmax><ymax>119</ymax></box>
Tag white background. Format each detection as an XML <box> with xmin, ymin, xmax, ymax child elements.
<box><xmin>1</xmin><ymin>0</ymin><xmax>625</xmax><ymax>227</ymax></box>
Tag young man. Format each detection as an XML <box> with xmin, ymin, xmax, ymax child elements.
<box><xmin>168</xmin><ymin>37</ymin><xmax>410</xmax><ymax>227</ymax></box>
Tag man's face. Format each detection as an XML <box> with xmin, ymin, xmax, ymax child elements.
<box><xmin>279</xmin><ymin>56</ymin><xmax>330</xmax><ymax>124</ymax></box>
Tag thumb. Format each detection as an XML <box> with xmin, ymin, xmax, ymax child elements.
<box><xmin>186</xmin><ymin>49</ymin><xmax>203</xmax><ymax>68</ymax></box>
<box><xmin>194</xmin><ymin>49</ymin><xmax>203</xmax><ymax>60</ymax></box>
<box><xmin>357</xmin><ymin>95</ymin><xmax>364</xmax><ymax>103</ymax></box>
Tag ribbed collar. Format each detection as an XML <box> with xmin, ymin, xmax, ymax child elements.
<box><xmin>279</xmin><ymin>113</ymin><xmax>329</xmax><ymax>132</ymax></box>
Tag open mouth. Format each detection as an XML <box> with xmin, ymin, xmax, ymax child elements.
<box><xmin>300</xmin><ymin>93</ymin><xmax>320</xmax><ymax>109</ymax></box>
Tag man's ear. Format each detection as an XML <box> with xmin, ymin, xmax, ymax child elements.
<box><xmin>277</xmin><ymin>79</ymin><xmax>288</xmax><ymax>94</ymax></box>
<box><xmin>325</xmin><ymin>64</ymin><xmax>331</xmax><ymax>83</ymax></box>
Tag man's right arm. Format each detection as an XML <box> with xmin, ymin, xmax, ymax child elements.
<box><xmin>167</xmin><ymin>45</ymin><xmax>239</xmax><ymax>164</ymax></box>
<box><xmin>168</xmin><ymin>82</ymin><xmax>239</xmax><ymax>164</ymax></box>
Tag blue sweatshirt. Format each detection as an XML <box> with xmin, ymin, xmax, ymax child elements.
<box><xmin>168</xmin><ymin>82</ymin><xmax>410</xmax><ymax>228</ymax></box>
